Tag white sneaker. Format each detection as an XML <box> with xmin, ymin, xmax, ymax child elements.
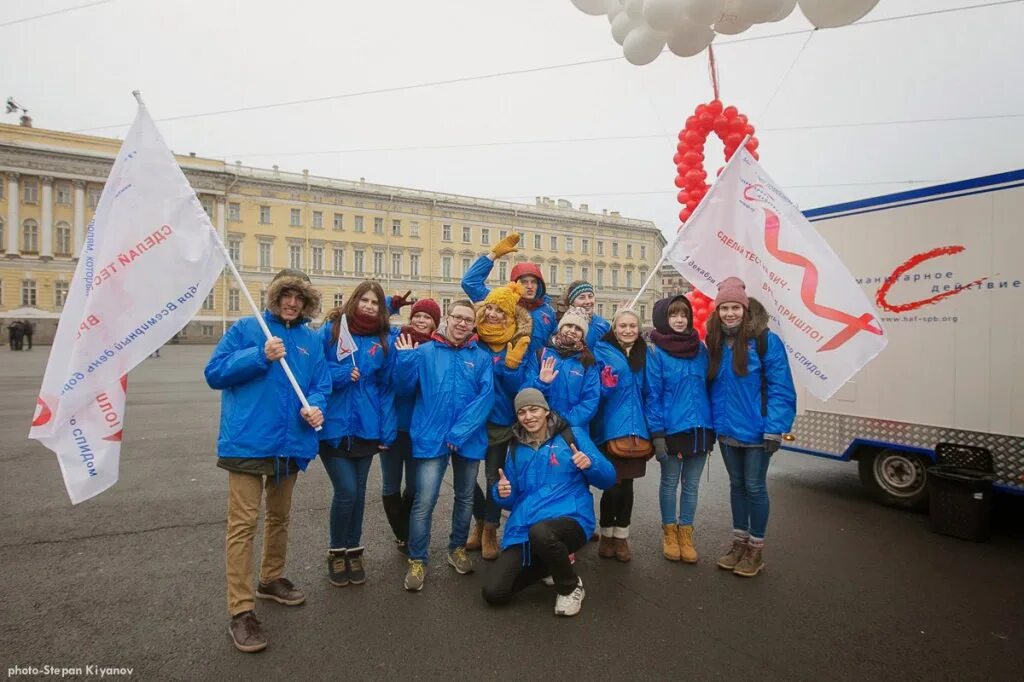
<box><xmin>541</xmin><ymin>576</ymin><xmax>554</xmax><ymax>586</ymax></box>
<box><xmin>553</xmin><ymin>578</ymin><xmax>585</xmax><ymax>617</ymax></box>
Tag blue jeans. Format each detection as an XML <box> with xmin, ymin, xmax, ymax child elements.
<box><xmin>658</xmin><ymin>453</ymin><xmax>707</xmax><ymax>526</ymax></box>
<box><xmin>321</xmin><ymin>455</ymin><xmax>374</xmax><ymax>549</ymax></box>
<box><xmin>719</xmin><ymin>443</ymin><xmax>771</xmax><ymax>539</ymax></box>
<box><xmin>380</xmin><ymin>431</ymin><xmax>416</xmax><ymax>497</ymax></box>
<box><xmin>408</xmin><ymin>453</ymin><xmax>480</xmax><ymax>563</ymax></box>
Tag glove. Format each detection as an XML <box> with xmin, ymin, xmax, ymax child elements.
<box><xmin>600</xmin><ymin>365</ymin><xmax>618</xmax><ymax>389</ymax></box>
<box><xmin>653</xmin><ymin>437</ymin><xmax>668</xmax><ymax>459</ymax></box>
<box><xmin>391</xmin><ymin>290</ymin><xmax>414</xmax><ymax>309</ymax></box>
<box><xmin>764</xmin><ymin>436</ymin><xmax>781</xmax><ymax>455</ymax></box>
<box><xmin>491</xmin><ymin>232</ymin><xmax>520</xmax><ymax>259</ymax></box>
<box><xmin>504</xmin><ymin>336</ymin><xmax>530</xmax><ymax>370</ymax></box>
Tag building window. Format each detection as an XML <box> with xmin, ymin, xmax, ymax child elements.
<box><xmin>410</xmin><ymin>253</ymin><xmax>420</xmax><ymax>277</ymax></box>
<box><xmin>597</xmin><ymin>303</ymin><xmax>605</xmax><ymax>316</ymax></box>
<box><xmin>259</xmin><ymin>242</ymin><xmax>272</xmax><ymax>270</ymax></box>
<box><xmin>23</xmin><ymin>178</ymin><xmax>38</xmax><ymax>203</ymax></box>
<box><xmin>566</xmin><ymin>236</ymin><xmax>574</xmax><ymax>253</ymax></box>
<box><xmin>462</xmin><ymin>225</ymin><xmax>471</xmax><ymax>243</ymax></box>
<box><xmin>0</xmin><ymin>218</ymin><xmax>4</xmax><ymax>252</ymax></box>
<box><xmin>597</xmin><ymin>268</ymin><xmax>605</xmax><ymax>288</ymax></box>
<box><xmin>201</xmin><ymin>197</ymin><xmax>213</xmax><ymax>217</ymax></box>
<box><xmin>612</xmin><ymin>270</ymin><xmax>619</xmax><ymax>288</ymax></box>
<box><xmin>550</xmin><ymin>235</ymin><xmax>558</xmax><ymax>251</ymax></box>
<box><xmin>354</xmin><ymin>216</ymin><xmax>365</xmax><ymax>233</ymax></box>
<box><xmin>612</xmin><ymin>242</ymin><xmax>619</xmax><ymax>257</ymax></box>
<box><xmin>55</xmin><ymin>222</ymin><xmax>72</xmax><ymax>256</ymax></box>
<box><xmin>581</xmin><ymin>266</ymin><xmax>589</xmax><ymax>282</ymax></box>
<box><xmin>639</xmin><ymin>304</ymin><xmax>647</xmax><ymax>320</ymax></box>
<box><xmin>442</xmin><ymin>256</ymin><xmax>452</xmax><ymax>280</ymax></box>
<box><xmin>392</xmin><ymin>219</ymin><xmax>401</xmax><ymax>237</ymax></box>
<box><xmin>548</xmin><ymin>264</ymin><xmax>558</xmax><ymax>286</ymax></box>
<box><xmin>461</xmin><ymin>257</ymin><xmax>471</xmax><ymax>275</ymax></box>
<box><xmin>202</xmin><ymin>291</ymin><xmax>214</xmax><ymax>311</ymax></box>
<box><xmin>410</xmin><ymin>221</ymin><xmax>420</xmax><ymax>237</ymax></box>
<box><xmin>333</xmin><ymin>213</ymin><xmax>344</xmax><ymax>231</ymax></box>
<box><xmin>259</xmin><ymin>289</ymin><xmax>266</xmax><ymax>309</ymax></box>
<box><xmin>333</xmin><ymin>248</ymin><xmax>344</xmax><ymax>275</ymax></box>
<box><xmin>499</xmin><ymin>230</ymin><xmax>508</xmax><ymax>241</ymax></box>
<box><xmin>22</xmin><ymin>219</ymin><xmax>39</xmax><ymax>252</ymax></box>
<box><xmin>442</xmin><ymin>224</ymin><xmax>452</xmax><ymax>241</ymax></box>
<box><xmin>481</xmin><ymin>228</ymin><xmax>491</xmax><ymax>246</ymax></box>
<box><xmin>290</xmin><ymin>208</ymin><xmax>302</xmax><ymax>227</ymax></box>
<box><xmin>289</xmin><ymin>244</ymin><xmax>303</xmax><ymax>269</ymax></box>
<box><xmin>334</xmin><ymin>293</ymin><xmax>344</xmax><ymax>308</ymax></box>
<box><xmin>229</xmin><ymin>288</ymin><xmax>240</xmax><ymax>312</ymax></box>
<box><xmin>312</xmin><ymin>211</ymin><xmax>323</xmax><ymax>229</ymax></box>
<box><xmin>392</xmin><ymin>252</ymin><xmax>402</xmax><ymax>276</ymax></box>
<box><xmin>228</xmin><ymin>239</ymin><xmax>241</xmax><ymax>264</ymax></box>
<box><xmin>639</xmin><ymin>268</ymin><xmax>648</xmax><ymax>285</ymax></box>
<box><xmin>498</xmin><ymin>261</ymin><xmax>507</xmax><ymax>281</ymax></box>
<box><xmin>374</xmin><ymin>217</ymin><xmax>384</xmax><ymax>235</ymax></box>
<box><xmin>626</xmin><ymin>271</ymin><xmax>633</xmax><ymax>288</ymax></box>
<box><xmin>565</xmin><ymin>264</ymin><xmax>574</xmax><ymax>282</ymax></box>
<box><xmin>201</xmin><ymin>324</ymin><xmax>215</xmax><ymax>338</ymax></box>
<box><xmin>441</xmin><ymin>297</ymin><xmax>452</xmax><ymax>312</ymax></box>
<box><xmin>534</xmin><ymin>234</ymin><xmax>542</xmax><ymax>250</ymax></box>
<box><xmin>229</xmin><ymin>202</ymin><xmax>241</xmax><ymax>221</ymax></box>
<box><xmin>56</xmin><ymin>183</ymin><xmax>71</xmax><ymax>205</ymax></box>
<box><xmin>21</xmin><ymin>279</ymin><xmax>37</xmax><ymax>307</ymax></box>
<box><xmin>627</xmin><ymin>244</ymin><xmax>633</xmax><ymax>259</ymax></box>
<box><xmin>597</xmin><ymin>241</ymin><xmax>604</xmax><ymax>256</ymax></box>
<box><xmin>259</xmin><ymin>206</ymin><xmax>271</xmax><ymax>224</ymax></box>
<box><xmin>640</xmin><ymin>245</ymin><xmax>647</xmax><ymax>260</ymax></box>
<box><xmin>311</xmin><ymin>246</ymin><xmax>324</xmax><ymax>273</ymax></box>
<box><xmin>88</xmin><ymin>189</ymin><xmax>101</xmax><ymax>208</ymax></box>
<box><xmin>374</xmin><ymin>251</ymin><xmax>384</xmax><ymax>275</ymax></box>
<box><xmin>54</xmin><ymin>280</ymin><xmax>69</xmax><ymax>308</ymax></box>
<box><xmin>582</xmin><ymin>239</ymin><xmax>590</xmax><ymax>255</ymax></box>
<box><xmin>354</xmin><ymin>249</ymin><xmax>365</xmax><ymax>274</ymax></box>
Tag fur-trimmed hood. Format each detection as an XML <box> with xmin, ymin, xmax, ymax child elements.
<box><xmin>266</xmin><ymin>273</ymin><xmax>321</xmax><ymax>322</ymax></box>
<box><xmin>743</xmin><ymin>297</ymin><xmax>770</xmax><ymax>337</ymax></box>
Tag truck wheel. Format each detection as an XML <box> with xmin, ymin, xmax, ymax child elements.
<box><xmin>858</xmin><ymin>449</ymin><xmax>929</xmax><ymax>511</ymax></box>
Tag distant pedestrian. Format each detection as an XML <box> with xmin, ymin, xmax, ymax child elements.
<box><xmin>22</xmin><ymin>321</ymin><xmax>33</xmax><ymax>350</ymax></box>
<box><xmin>7</xmin><ymin>321</ymin><xmax>23</xmax><ymax>350</ymax></box>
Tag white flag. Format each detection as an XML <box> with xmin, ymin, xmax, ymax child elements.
<box><xmin>666</xmin><ymin>148</ymin><xmax>887</xmax><ymax>400</ymax></box>
<box><xmin>335</xmin><ymin>313</ymin><xmax>359</xmax><ymax>367</ymax></box>
<box><xmin>29</xmin><ymin>100</ymin><xmax>226</xmax><ymax>504</ymax></box>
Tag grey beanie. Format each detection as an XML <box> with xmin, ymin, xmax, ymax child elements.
<box><xmin>514</xmin><ymin>388</ymin><xmax>549</xmax><ymax>412</ymax></box>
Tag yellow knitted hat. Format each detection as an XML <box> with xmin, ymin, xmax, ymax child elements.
<box><xmin>483</xmin><ymin>281</ymin><xmax>525</xmax><ymax>319</ymax></box>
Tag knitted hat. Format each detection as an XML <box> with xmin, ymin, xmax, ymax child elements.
<box><xmin>483</xmin><ymin>281</ymin><xmax>525</xmax><ymax>319</ymax></box>
<box><xmin>558</xmin><ymin>306</ymin><xmax>591</xmax><ymax>338</ymax></box>
<box><xmin>410</xmin><ymin>298</ymin><xmax>441</xmax><ymax>327</ymax></box>
<box><xmin>514</xmin><ymin>388</ymin><xmax>549</xmax><ymax>412</ymax></box>
<box><xmin>714</xmin><ymin>276</ymin><xmax>749</xmax><ymax>309</ymax></box>
<box><xmin>566</xmin><ymin>281</ymin><xmax>595</xmax><ymax>306</ymax></box>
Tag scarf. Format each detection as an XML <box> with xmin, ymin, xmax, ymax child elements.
<box><xmin>348</xmin><ymin>309</ymin><xmax>383</xmax><ymax>336</ymax></box>
<box><xmin>650</xmin><ymin>328</ymin><xmax>700</xmax><ymax>360</ymax></box>
<box><xmin>476</xmin><ymin>317</ymin><xmax>516</xmax><ymax>351</ymax></box>
<box><xmin>550</xmin><ymin>328</ymin><xmax>584</xmax><ymax>356</ymax></box>
<box><xmin>602</xmin><ymin>330</ymin><xmax>646</xmax><ymax>373</ymax></box>
<box><xmin>519</xmin><ymin>297</ymin><xmax>544</xmax><ymax>312</ymax></box>
<box><xmin>400</xmin><ymin>324</ymin><xmax>433</xmax><ymax>346</ymax></box>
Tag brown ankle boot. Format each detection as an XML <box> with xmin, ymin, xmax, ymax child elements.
<box><xmin>597</xmin><ymin>532</ymin><xmax>616</xmax><ymax>559</ymax></box>
<box><xmin>614</xmin><ymin>536</ymin><xmax>632</xmax><ymax>562</ymax></box>
<box><xmin>465</xmin><ymin>519</ymin><xmax>484</xmax><ymax>552</ymax></box>
<box><xmin>733</xmin><ymin>545</ymin><xmax>764</xmax><ymax>577</ymax></box>
<box><xmin>677</xmin><ymin>525</ymin><xmax>698</xmax><ymax>564</ymax></box>
<box><xmin>662</xmin><ymin>524</ymin><xmax>680</xmax><ymax>561</ymax></box>
<box><xmin>481</xmin><ymin>522</ymin><xmax>500</xmax><ymax>560</ymax></box>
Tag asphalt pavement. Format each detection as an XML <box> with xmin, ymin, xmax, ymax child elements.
<box><xmin>1</xmin><ymin>345</ymin><xmax>1021</xmax><ymax>681</ymax></box>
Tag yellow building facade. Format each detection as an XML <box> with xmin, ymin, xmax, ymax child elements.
<box><xmin>0</xmin><ymin>122</ymin><xmax>666</xmax><ymax>344</ymax></box>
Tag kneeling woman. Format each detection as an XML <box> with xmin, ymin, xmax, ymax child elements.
<box><xmin>319</xmin><ymin>281</ymin><xmax>396</xmax><ymax>587</ymax></box>
<box><xmin>706</xmin><ymin>277</ymin><xmax>796</xmax><ymax>578</ymax></box>
<box><xmin>482</xmin><ymin>388</ymin><xmax>615</xmax><ymax>616</ymax></box>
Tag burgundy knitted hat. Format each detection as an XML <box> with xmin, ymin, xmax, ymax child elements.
<box><xmin>410</xmin><ymin>298</ymin><xmax>441</xmax><ymax>327</ymax></box>
<box><xmin>714</xmin><ymin>276</ymin><xmax>749</xmax><ymax>309</ymax></box>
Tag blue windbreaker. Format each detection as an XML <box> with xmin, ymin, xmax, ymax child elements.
<box><xmin>461</xmin><ymin>255</ymin><xmax>556</xmax><ymax>355</ymax></box>
<box><xmin>645</xmin><ymin>343</ymin><xmax>714</xmax><ymax>438</ymax></box>
<box><xmin>710</xmin><ymin>330</ymin><xmax>796</xmax><ymax>443</ymax></box>
<box><xmin>480</xmin><ymin>343</ymin><xmax>528</xmax><ymax>427</ymax></box>
<box><xmin>586</xmin><ymin>314</ymin><xmax>611</xmax><ymax>350</ymax></box>
<box><xmin>523</xmin><ymin>347</ymin><xmax>600</xmax><ymax>427</ymax></box>
<box><xmin>394</xmin><ymin>335</ymin><xmax>494</xmax><ymax>460</ymax></box>
<box><xmin>494</xmin><ymin>422</ymin><xmax>616</xmax><ymax>549</ymax></box>
<box><xmin>319</xmin><ymin>324</ymin><xmax>398</xmax><ymax>447</ymax></box>
<box><xmin>591</xmin><ymin>340</ymin><xmax>650</xmax><ymax>445</ymax></box>
<box><xmin>205</xmin><ymin>312</ymin><xmax>331</xmax><ymax>469</ymax></box>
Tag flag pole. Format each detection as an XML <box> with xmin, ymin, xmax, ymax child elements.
<box><xmin>626</xmin><ymin>135</ymin><xmax>751</xmax><ymax>310</ymax></box>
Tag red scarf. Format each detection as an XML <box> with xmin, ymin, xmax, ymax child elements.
<box><xmin>348</xmin><ymin>310</ymin><xmax>383</xmax><ymax>336</ymax></box>
<box><xmin>401</xmin><ymin>324</ymin><xmax>433</xmax><ymax>345</ymax></box>
<box><xmin>519</xmin><ymin>297</ymin><xmax>543</xmax><ymax>312</ymax></box>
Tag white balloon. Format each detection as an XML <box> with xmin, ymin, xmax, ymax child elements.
<box><xmin>606</xmin><ymin>0</ymin><xmax>625</xmax><ymax>23</ymax></box>
<box><xmin>714</xmin><ymin>13</ymin><xmax>752</xmax><ymax>34</ymax></box>
<box><xmin>667</xmin><ymin>18</ymin><xmax>715</xmax><ymax>57</ymax></box>
<box><xmin>797</xmin><ymin>0</ymin><xmax>878</xmax><ymax>28</ymax></box>
<box><xmin>611</xmin><ymin>11</ymin><xmax>640</xmax><ymax>45</ymax></box>
<box><xmin>644</xmin><ymin>0</ymin><xmax>685</xmax><ymax>31</ymax></box>
<box><xmin>571</xmin><ymin>0</ymin><xmax>611</xmax><ymax>16</ymax></box>
<box><xmin>623</xmin><ymin>25</ymin><xmax>668</xmax><ymax>65</ymax></box>
<box><xmin>740</xmin><ymin>0</ymin><xmax>788</xmax><ymax>24</ymax></box>
<box><xmin>680</xmin><ymin>0</ymin><xmax>724</xmax><ymax>26</ymax></box>
<box><xmin>624</xmin><ymin>0</ymin><xmax>646</xmax><ymax>20</ymax></box>
<box><xmin>766</xmin><ymin>0</ymin><xmax>797</xmax><ymax>22</ymax></box>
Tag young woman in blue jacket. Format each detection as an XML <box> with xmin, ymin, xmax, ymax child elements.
<box><xmin>592</xmin><ymin>308</ymin><xmax>651</xmax><ymax>562</ymax></box>
<box><xmin>557</xmin><ymin>280</ymin><xmax>610</xmax><ymax>349</ymax></box>
<box><xmin>319</xmin><ymin>281</ymin><xmax>397</xmax><ymax>588</ymax></box>
<box><xmin>706</xmin><ymin>277</ymin><xmax>796</xmax><ymax>578</ymax></box>
<box><xmin>645</xmin><ymin>295</ymin><xmax>715</xmax><ymax>564</ymax></box>
<box><xmin>523</xmin><ymin>306</ymin><xmax>601</xmax><ymax>428</ymax></box>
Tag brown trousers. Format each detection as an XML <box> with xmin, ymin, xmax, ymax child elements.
<box><xmin>225</xmin><ymin>471</ymin><xmax>298</xmax><ymax>616</ymax></box>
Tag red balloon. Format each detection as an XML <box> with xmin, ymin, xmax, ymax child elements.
<box><xmin>725</xmin><ymin>133</ymin><xmax>742</xmax><ymax>148</ymax></box>
<box><xmin>674</xmin><ymin>175</ymin><xmax>687</xmax><ymax>188</ymax></box>
<box><xmin>683</xmin><ymin>131</ymin><xmax>702</xmax><ymax>146</ymax></box>
<box><xmin>723</xmin><ymin>105</ymin><xmax>738</xmax><ymax>120</ymax></box>
<box><xmin>716</xmin><ymin>167</ymin><xmax>724</xmax><ymax>177</ymax></box>
<box><xmin>729</xmin><ymin>118</ymin><xmax>745</xmax><ymax>135</ymax></box>
<box><xmin>677</xmin><ymin>130</ymin><xmax>688</xmax><ymax>142</ymax></box>
<box><xmin>695</xmin><ymin>103</ymin><xmax>708</xmax><ymax>117</ymax></box>
<box><xmin>677</xmin><ymin>141</ymin><xmax>690</xmax><ymax>154</ymax></box>
<box><xmin>683</xmin><ymin>151</ymin><xmax>701</xmax><ymax>166</ymax></box>
<box><xmin>744</xmin><ymin>124</ymin><xmax>755</xmax><ymax>136</ymax></box>
<box><xmin>685</xmin><ymin>169</ymin><xmax>702</xmax><ymax>183</ymax></box>
<box><xmin>677</xmin><ymin>190</ymin><xmax>689</xmax><ymax>204</ymax></box>
<box><xmin>686</xmin><ymin>200</ymin><xmax>698</xmax><ymax>212</ymax></box>
<box><xmin>673</xmin><ymin>152</ymin><xmax>683</xmax><ymax>165</ymax></box>
<box><xmin>707</xmin><ymin>99</ymin><xmax>723</xmax><ymax>115</ymax></box>
<box><xmin>751</xmin><ymin>150</ymin><xmax>760</xmax><ymax>160</ymax></box>
<box><xmin>713</xmin><ymin>116</ymin><xmax>729</xmax><ymax>136</ymax></box>
<box><xmin>679</xmin><ymin>208</ymin><xmax>692</xmax><ymax>222</ymax></box>
<box><xmin>685</xmin><ymin>116</ymin><xmax>700</xmax><ymax>131</ymax></box>
<box><xmin>747</xmin><ymin>137</ymin><xmax>759</xmax><ymax>151</ymax></box>
<box><xmin>698</xmin><ymin>112</ymin><xmax>714</xmax><ymax>129</ymax></box>
<box><xmin>738</xmin><ymin>114</ymin><xmax>748</xmax><ymax>125</ymax></box>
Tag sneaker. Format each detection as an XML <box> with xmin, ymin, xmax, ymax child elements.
<box><xmin>404</xmin><ymin>559</ymin><xmax>427</xmax><ymax>592</ymax></box>
<box><xmin>554</xmin><ymin>578</ymin><xmax>585</xmax><ymax>617</ymax></box>
<box><xmin>541</xmin><ymin>576</ymin><xmax>555</xmax><ymax>586</ymax></box>
<box><xmin>733</xmin><ymin>546</ymin><xmax>765</xmax><ymax>578</ymax></box>
<box><xmin>328</xmin><ymin>549</ymin><xmax>349</xmax><ymax>587</ymax></box>
<box><xmin>717</xmin><ymin>540</ymin><xmax>748</xmax><ymax>571</ymax></box>
<box><xmin>228</xmin><ymin>610</ymin><xmax>267</xmax><ymax>653</ymax></box>
<box><xmin>255</xmin><ymin>577</ymin><xmax>305</xmax><ymax>606</ymax></box>
<box><xmin>346</xmin><ymin>547</ymin><xmax>366</xmax><ymax>585</ymax></box>
<box><xmin>447</xmin><ymin>546</ymin><xmax>474</xmax><ymax>575</ymax></box>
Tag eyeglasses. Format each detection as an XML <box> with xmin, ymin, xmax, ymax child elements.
<box><xmin>448</xmin><ymin>314</ymin><xmax>475</xmax><ymax>327</ymax></box>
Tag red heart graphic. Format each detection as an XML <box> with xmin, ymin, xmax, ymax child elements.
<box><xmin>673</xmin><ymin>99</ymin><xmax>760</xmax><ymax>230</ymax></box>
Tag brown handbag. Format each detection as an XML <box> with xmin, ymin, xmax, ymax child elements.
<box><xmin>607</xmin><ymin>435</ymin><xmax>653</xmax><ymax>459</ymax></box>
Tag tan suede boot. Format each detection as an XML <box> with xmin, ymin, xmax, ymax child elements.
<box><xmin>465</xmin><ymin>519</ymin><xmax>484</xmax><ymax>552</ymax></box>
<box><xmin>662</xmin><ymin>524</ymin><xmax>680</xmax><ymax>561</ymax></box>
<box><xmin>481</xmin><ymin>522</ymin><xmax>500</xmax><ymax>560</ymax></box>
<box><xmin>598</xmin><ymin>531</ymin><xmax>616</xmax><ymax>559</ymax></box>
<box><xmin>614</xmin><ymin>537</ymin><xmax>632</xmax><ymax>562</ymax></box>
<box><xmin>677</xmin><ymin>525</ymin><xmax>698</xmax><ymax>564</ymax></box>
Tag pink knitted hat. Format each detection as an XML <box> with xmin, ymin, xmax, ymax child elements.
<box><xmin>714</xmin><ymin>276</ymin><xmax>749</xmax><ymax>309</ymax></box>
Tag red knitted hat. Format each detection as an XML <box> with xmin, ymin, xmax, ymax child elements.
<box><xmin>714</xmin><ymin>276</ymin><xmax>749</xmax><ymax>309</ymax></box>
<box><xmin>410</xmin><ymin>298</ymin><xmax>441</xmax><ymax>327</ymax></box>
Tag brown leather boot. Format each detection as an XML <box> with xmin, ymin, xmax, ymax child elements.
<box><xmin>481</xmin><ymin>522</ymin><xmax>500</xmax><ymax>560</ymax></box>
<box><xmin>717</xmin><ymin>539</ymin><xmax>748</xmax><ymax>570</ymax></box>
<box><xmin>733</xmin><ymin>545</ymin><xmax>764</xmax><ymax>577</ymax></box>
<box><xmin>597</xmin><ymin>532</ymin><xmax>616</xmax><ymax>559</ymax></box>
<box><xmin>465</xmin><ymin>518</ymin><xmax>484</xmax><ymax>552</ymax></box>
<box><xmin>614</xmin><ymin>536</ymin><xmax>632</xmax><ymax>562</ymax></box>
<box><xmin>677</xmin><ymin>525</ymin><xmax>698</xmax><ymax>564</ymax></box>
<box><xmin>662</xmin><ymin>524</ymin><xmax>680</xmax><ymax>561</ymax></box>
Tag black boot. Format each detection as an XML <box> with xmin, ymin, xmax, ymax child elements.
<box><xmin>328</xmin><ymin>548</ymin><xmax>349</xmax><ymax>587</ymax></box>
<box><xmin>382</xmin><ymin>494</ymin><xmax>408</xmax><ymax>554</ymax></box>
<box><xmin>346</xmin><ymin>547</ymin><xmax>366</xmax><ymax>585</ymax></box>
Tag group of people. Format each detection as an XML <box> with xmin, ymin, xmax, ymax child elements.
<box><xmin>6</xmin><ymin>320</ymin><xmax>34</xmax><ymax>350</ymax></box>
<box><xmin>205</xmin><ymin>232</ymin><xmax>797</xmax><ymax>654</ymax></box>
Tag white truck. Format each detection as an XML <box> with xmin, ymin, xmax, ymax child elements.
<box><xmin>784</xmin><ymin>169</ymin><xmax>1024</xmax><ymax>508</ymax></box>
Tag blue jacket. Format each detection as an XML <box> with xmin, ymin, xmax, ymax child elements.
<box><xmin>480</xmin><ymin>343</ymin><xmax>528</xmax><ymax>427</ymax></box>
<box><xmin>591</xmin><ymin>340</ymin><xmax>650</xmax><ymax>445</ymax></box>
<box><xmin>523</xmin><ymin>347</ymin><xmax>600</xmax><ymax>427</ymax></box>
<box><xmin>645</xmin><ymin>343</ymin><xmax>714</xmax><ymax>438</ymax></box>
<box><xmin>710</xmin><ymin>330</ymin><xmax>796</xmax><ymax>443</ymax></box>
<box><xmin>462</xmin><ymin>255</ymin><xmax>557</xmax><ymax>355</ymax></box>
<box><xmin>394</xmin><ymin>335</ymin><xmax>494</xmax><ymax>460</ymax></box>
<box><xmin>205</xmin><ymin>312</ymin><xmax>331</xmax><ymax>469</ymax></box>
<box><xmin>319</xmin><ymin>324</ymin><xmax>398</xmax><ymax>447</ymax></box>
<box><xmin>391</xmin><ymin>331</ymin><xmax>415</xmax><ymax>433</ymax></box>
<box><xmin>494</xmin><ymin>421</ymin><xmax>616</xmax><ymax>549</ymax></box>
<box><xmin>586</xmin><ymin>314</ymin><xmax>611</xmax><ymax>350</ymax></box>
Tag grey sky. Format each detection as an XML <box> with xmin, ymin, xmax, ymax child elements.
<box><xmin>4</xmin><ymin>0</ymin><xmax>1023</xmax><ymax>240</ymax></box>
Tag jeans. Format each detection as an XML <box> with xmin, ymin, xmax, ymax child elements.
<box><xmin>482</xmin><ymin>518</ymin><xmax>587</xmax><ymax>604</ymax></box>
<box><xmin>658</xmin><ymin>453</ymin><xmax>708</xmax><ymax>526</ymax></box>
<box><xmin>719</xmin><ymin>442</ymin><xmax>772</xmax><ymax>539</ymax></box>
<box><xmin>599</xmin><ymin>479</ymin><xmax>634</xmax><ymax>528</ymax></box>
<box><xmin>321</xmin><ymin>456</ymin><xmax>374</xmax><ymax>549</ymax></box>
<box><xmin>380</xmin><ymin>431</ymin><xmax>416</xmax><ymax>498</ymax></box>
<box><xmin>408</xmin><ymin>453</ymin><xmax>480</xmax><ymax>563</ymax></box>
<box><xmin>471</xmin><ymin>440</ymin><xmax>511</xmax><ymax>525</ymax></box>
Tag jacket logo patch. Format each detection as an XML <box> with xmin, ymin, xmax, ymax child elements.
<box><xmin>542</xmin><ymin>314</ymin><xmax>551</xmax><ymax>324</ymax></box>
<box><xmin>570</xmin><ymin>369</ymin><xmax>583</xmax><ymax>377</ymax></box>
<box><xmin>548</xmin><ymin>446</ymin><xmax>559</xmax><ymax>466</ymax></box>
<box><xmin>492</xmin><ymin>356</ymin><xmax>501</xmax><ymax>365</ymax></box>
<box><xmin>296</xmin><ymin>346</ymin><xmax>309</xmax><ymax>356</ymax></box>
<box><xmin>369</xmin><ymin>343</ymin><xmax>381</xmax><ymax>357</ymax></box>
<box><xmin>463</xmin><ymin>361</ymin><xmax>475</xmax><ymax>368</ymax></box>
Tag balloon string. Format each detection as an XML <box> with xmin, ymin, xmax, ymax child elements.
<box><xmin>707</xmin><ymin>44</ymin><xmax>720</xmax><ymax>101</ymax></box>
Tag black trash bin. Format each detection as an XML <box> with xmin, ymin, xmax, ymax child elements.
<box><xmin>927</xmin><ymin>443</ymin><xmax>996</xmax><ymax>542</ymax></box>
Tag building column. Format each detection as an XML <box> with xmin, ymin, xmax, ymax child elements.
<box><xmin>215</xmin><ymin>197</ymin><xmax>226</xmax><ymax>240</ymax></box>
<box><xmin>5</xmin><ymin>173</ymin><xmax>19</xmax><ymax>257</ymax></box>
<box><xmin>40</xmin><ymin>176</ymin><xmax>54</xmax><ymax>259</ymax></box>
<box><xmin>73</xmin><ymin>180</ymin><xmax>86</xmax><ymax>258</ymax></box>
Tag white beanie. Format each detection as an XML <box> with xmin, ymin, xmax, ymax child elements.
<box><xmin>558</xmin><ymin>306</ymin><xmax>591</xmax><ymax>338</ymax></box>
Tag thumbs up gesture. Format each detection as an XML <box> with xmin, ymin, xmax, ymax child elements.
<box><xmin>497</xmin><ymin>468</ymin><xmax>512</xmax><ymax>498</ymax></box>
<box><xmin>570</xmin><ymin>443</ymin><xmax>591</xmax><ymax>470</ymax></box>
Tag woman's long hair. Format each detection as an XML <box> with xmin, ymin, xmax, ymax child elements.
<box><xmin>327</xmin><ymin>280</ymin><xmax>390</xmax><ymax>355</ymax></box>
<box><xmin>706</xmin><ymin>307</ymin><xmax>751</xmax><ymax>381</ymax></box>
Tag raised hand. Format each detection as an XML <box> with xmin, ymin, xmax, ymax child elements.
<box><xmin>539</xmin><ymin>356</ymin><xmax>559</xmax><ymax>384</ymax></box>
<box><xmin>264</xmin><ymin>337</ymin><xmax>286</xmax><ymax>362</ymax></box>
<box><xmin>392</xmin><ymin>290</ymin><xmax>414</xmax><ymax>309</ymax></box>
<box><xmin>491</xmin><ymin>233</ymin><xmax>520</xmax><ymax>259</ymax></box>
<box><xmin>504</xmin><ymin>336</ymin><xmax>530</xmax><ymax>370</ymax></box>
<box><xmin>395</xmin><ymin>333</ymin><xmax>420</xmax><ymax>351</ymax></box>
<box><xmin>350</xmin><ymin>367</ymin><xmax>361</xmax><ymax>382</ymax></box>
<box><xmin>569</xmin><ymin>443</ymin><xmax>591</xmax><ymax>470</ymax></box>
<box><xmin>497</xmin><ymin>467</ymin><xmax>512</xmax><ymax>498</ymax></box>
<box><xmin>600</xmin><ymin>365</ymin><xmax>618</xmax><ymax>389</ymax></box>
